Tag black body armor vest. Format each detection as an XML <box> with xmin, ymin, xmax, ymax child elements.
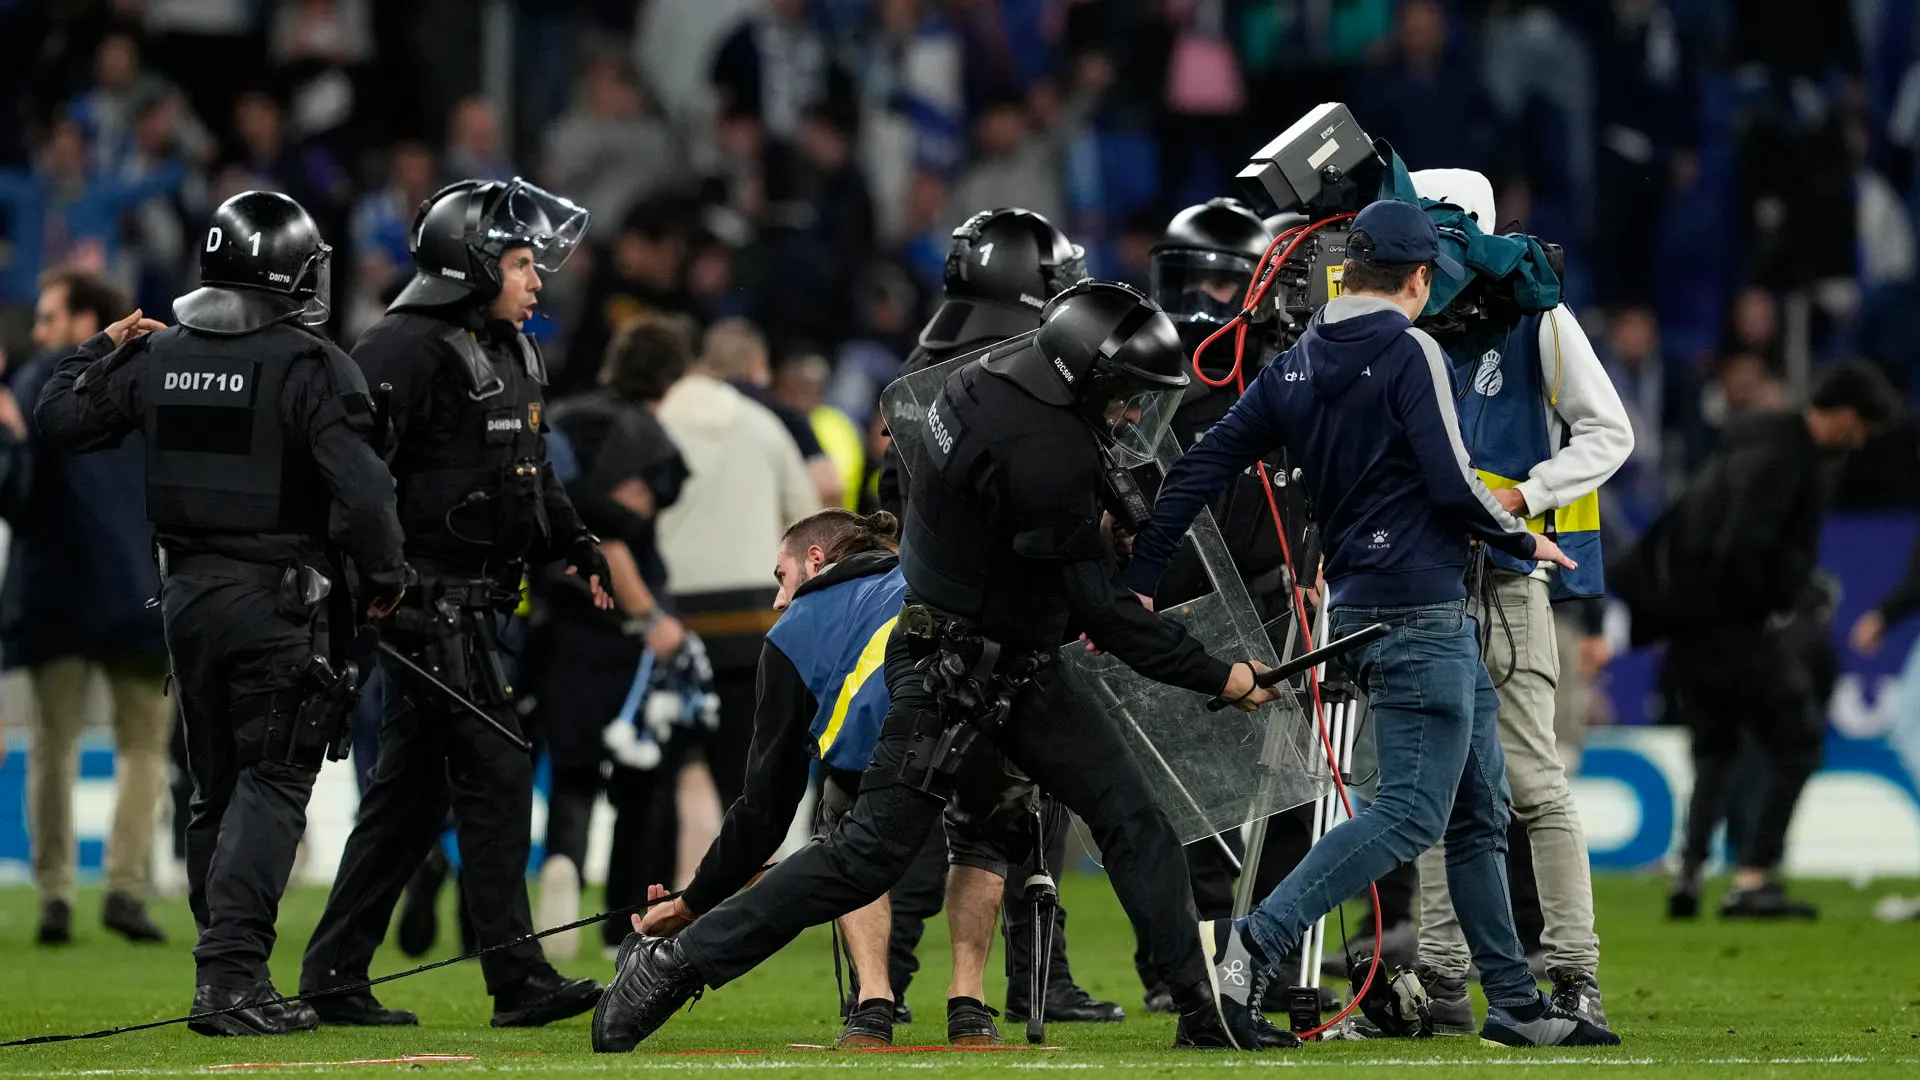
<box><xmin>143</xmin><ymin>323</ymin><xmax>329</xmax><ymax>537</ymax></box>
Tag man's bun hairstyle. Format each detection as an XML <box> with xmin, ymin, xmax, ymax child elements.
<box><xmin>781</xmin><ymin>508</ymin><xmax>900</xmax><ymax>565</ymax></box>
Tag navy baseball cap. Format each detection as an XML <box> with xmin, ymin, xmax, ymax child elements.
<box><xmin>1346</xmin><ymin>199</ymin><xmax>1465</xmax><ymax>281</ymax></box>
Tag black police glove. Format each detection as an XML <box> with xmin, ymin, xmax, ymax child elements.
<box><xmin>365</xmin><ymin>563</ymin><xmax>417</xmax><ymax>620</ymax></box>
<box><xmin>567</xmin><ymin>532</ymin><xmax>612</xmax><ymax>587</ymax></box>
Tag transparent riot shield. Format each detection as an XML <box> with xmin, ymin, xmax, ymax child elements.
<box><xmin>879</xmin><ymin>353</ymin><xmax>1328</xmax><ymax>844</ymax></box>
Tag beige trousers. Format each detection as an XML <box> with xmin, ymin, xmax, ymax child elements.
<box><xmin>26</xmin><ymin>656</ymin><xmax>174</xmax><ymax>904</ymax></box>
<box><xmin>1415</xmin><ymin>571</ymin><xmax>1600</xmax><ymax>976</ymax></box>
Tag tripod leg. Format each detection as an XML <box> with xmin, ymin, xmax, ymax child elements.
<box><xmin>1025</xmin><ymin>803</ymin><xmax>1057</xmax><ymax>1045</ymax></box>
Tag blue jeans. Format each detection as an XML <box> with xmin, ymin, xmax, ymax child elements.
<box><xmin>1243</xmin><ymin>600</ymin><xmax>1537</xmax><ymax>1008</ymax></box>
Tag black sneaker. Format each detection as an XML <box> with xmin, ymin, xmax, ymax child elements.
<box><xmin>37</xmin><ymin>899</ymin><xmax>72</xmax><ymax>945</ymax></box>
<box><xmin>102</xmin><ymin>892</ymin><xmax>166</xmax><ymax>943</ymax></box>
<box><xmin>188</xmin><ymin>983</ymin><xmax>294</xmax><ymax>1037</ymax></box>
<box><xmin>946</xmin><ymin>996</ymin><xmax>1002</xmax><ymax>1045</ymax></box>
<box><xmin>1197</xmin><ymin>919</ymin><xmax>1267</xmax><ymax>1051</ymax></box>
<box><xmin>309</xmin><ymin>990</ymin><xmax>419</xmax><ymax>1027</ymax></box>
<box><xmin>592</xmin><ymin>935</ymin><xmax>703</xmax><ymax>1052</ymax></box>
<box><xmin>1481</xmin><ymin>992</ymin><xmax>1620</xmax><ymax>1047</ymax></box>
<box><xmin>1005</xmin><ymin>983</ymin><xmax>1126</xmax><ymax>1023</ymax></box>
<box><xmin>1720</xmin><ymin>881</ymin><xmax>1818</xmax><ymax>920</ymax></box>
<box><xmin>491</xmin><ymin>967</ymin><xmax>604</xmax><ymax>1028</ymax></box>
<box><xmin>837</xmin><ymin>998</ymin><xmax>894</xmax><ymax>1048</ymax></box>
<box><xmin>1548</xmin><ymin>968</ymin><xmax>1608</xmax><ymax>1027</ymax></box>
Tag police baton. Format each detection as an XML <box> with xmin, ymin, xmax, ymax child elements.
<box><xmin>1206</xmin><ymin>622</ymin><xmax>1389</xmax><ymax>712</ymax></box>
<box><xmin>375</xmin><ymin>638</ymin><xmax>534</xmax><ymax>753</ymax></box>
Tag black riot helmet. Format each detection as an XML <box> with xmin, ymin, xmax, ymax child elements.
<box><xmin>982</xmin><ymin>280</ymin><xmax>1188</xmax><ymax>465</ymax></box>
<box><xmin>174</xmin><ymin>191</ymin><xmax>332</xmax><ymax>335</ymax></box>
<box><xmin>918</xmin><ymin>207</ymin><xmax>1087</xmax><ymax>351</ymax></box>
<box><xmin>391</xmin><ymin>176</ymin><xmax>590</xmax><ymax>310</ymax></box>
<box><xmin>1150</xmin><ymin>198</ymin><xmax>1278</xmax><ymax>373</ymax></box>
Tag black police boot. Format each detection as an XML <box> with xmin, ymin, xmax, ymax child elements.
<box><xmin>310</xmin><ymin>990</ymin><xmax>420</xmax><ymax>1027</ymax></box>
<box><xmin>592</xmin><ymin>934</ymin><xmax>704</xmax><ymax>1052</ymax></box>
<box><xmin>396</xmin><ymin>850</ymin><xmax>447</xmax><ymax>957</ymax></box>
<box><xmin>492</xmin><ymin>966</ymin><xmax>604</xmax><ymax>1028</ymax></box>
<box><xmin>1668</xmin><ymin>863</ymin><xmax>1703</xmax><ymax>920</ymax></box>
<box><xmin>188</xmin><ymin>984</ymin><xmax>294</xmax><ymax>1037</ymax></box>
<box><xmin>1006</xmin><ymin>982</ymin><xmax>1126</xmax><ymax>1024</ymax></box>
<box><xmin>103</xmin><ymin>892</ymin><xmax>166</xmax><ymax>943</ymax></box>
<box><xmin>254</xmin><ymin>981</ymin><xmax>319</xmax><ymax>1034</ymax></box>
<box><xmin>836</xmin><ymin>998</ymin><xmax>895</xmax><ymax>1048</ymax></box>
<box><xmin>893</xmin><ymin>1000</ymin><xmax>913</xmax><ymax>1024</ymax></box>
<box><xmin>37</xmin><ymin>899</ymin><xmax>72</xmax><ymax>945</ymax></box>
<box><xmin>946</xmin><ymin>997</ymin><xmax>1002</xmax><ymax>1045</ymax></box>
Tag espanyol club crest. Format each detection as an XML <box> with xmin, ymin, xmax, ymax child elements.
<box><xmin>1473</xmin><ymin>350</ymin><xmax>1504</xmax><ymax>396</ymax></box>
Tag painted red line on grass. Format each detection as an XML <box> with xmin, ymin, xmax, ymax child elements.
<box><xmin>788</xmin><ymin>1044</ymin><xmax>1064</xmax><ymax>1053</ymax></box>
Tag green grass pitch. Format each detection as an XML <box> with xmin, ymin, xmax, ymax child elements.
<box><xmin>0</xmin><ymin>874</ymin><xmax>1916</xmax><ymax>1077</ymax></box>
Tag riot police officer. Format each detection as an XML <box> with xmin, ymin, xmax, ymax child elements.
<box><xmin>593</xmin><ymin>281</ymin><xmax>1289</xmax><ymax>1054</ymax></box>
<box><xmin>298</xmin><ymin>178</ymin><xmax>611</xmax><ymax>1028</ymax></box>
<box><xmin>875</xmin><ymin>207</ymin><xmax>1085</xmax><ymax>519</ymax></box>
<box><xmin>34</xmin><ymin>190</ymin><xmax>411</xmax><ymax>1036</ymax></box>
<box><xmin>871</xmin><ymin>208</ymin><xmax>1120</xmax><ymax>1027</ymax></box>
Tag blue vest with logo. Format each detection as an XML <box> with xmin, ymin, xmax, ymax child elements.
<box><xmin>764</xmin><ymin>564</ymin><xmax>906</xmax><ymax>773</ymax></box>
<box><xmin>1451</xmin><ymin>310</ymin><xmax>1605</xmax><ymax>599</ymax></box>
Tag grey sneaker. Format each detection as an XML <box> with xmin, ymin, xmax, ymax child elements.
<box><xmin>1416</xmin><ymin>966</ymin><xmax>1475</xmax><ymax>1035</ymax></box>
<box><xmin>1481</xmin><ymin>993</ymin><xmax>1620</xmax><ymax>1048</ymax></box>
<box><xmin>1548</xmin><ymin>968</ymin><xmax>1607</xmax><ymax>1027</ymax></box>
<box><xmin>1198</xmin><ymin>919</ymin><xmax>1266</xmax><ymax>1051</ymax></box>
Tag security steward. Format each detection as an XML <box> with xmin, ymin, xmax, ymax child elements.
<box><xmin>636</xmin><ymin>507</ymin><xmax>1027</xmax><ymax>1049</ymax></box>
<box><xmin>875</xmin><ymin>208</ymin><xmax>1123</xmax><ymax>1027</ymax></box>
<box><xmin>593</xmin><ymin>281</ymin><xmax>1289</xmax><ymax>1054</ymax></box>
<box><xmin>299</xmin><ymin>178</ymin><xmax>612</xmax><ymax>1029</ymax></box>
<box><xmin>34</xmin><ymin>190</ymin><xmax>411</xmax><ymax>1036</ymax></box>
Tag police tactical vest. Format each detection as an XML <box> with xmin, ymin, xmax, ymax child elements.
<box><xmin>143</xmin><ymin>323</ymin><xmax>330</xmax><ymax>537</ymax></box>
<box><xmin>764</xmin><ymin>563</ymin><xmax>907</xmax><ymax>773</ymax></box>
<box><xmin>1452</xmin><ymin>310</ymin><xmax>1604</xmax><ymax>598</ymax></box>
<box><xmin>393</xmin><ymin>324</ymin><xmax>548</xmax><ymax>557</ymax></box>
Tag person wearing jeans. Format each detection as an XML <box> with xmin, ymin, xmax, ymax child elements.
<box><xmin>1129</xmin><ymin>199</ymin><xmax>1618</xmax><ymax>1048</ymax></box>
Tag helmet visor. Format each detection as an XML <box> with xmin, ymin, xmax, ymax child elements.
<box><xmin>298</xmin><ymin>243</ymin><xmax>333</xmax><ymax>327</ymax></box>
<box><xmin>1101</xmin><ymin>378</ymin><xmax>1182</xmax><ymax>467</ymax></box>
<box><xmin>491</xmin><ymin>179</ymin><xmax>591</xmax><ymax>272</ymax></box>
<box><xmin>1150</xmin><ymin>249</ymin><xmax>1260</xmax><ymax>328</ymax></box>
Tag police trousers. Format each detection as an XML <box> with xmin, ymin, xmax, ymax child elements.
<box><xmin>674</xmin><ymin>632</ymin><xmax>1210</xmax><ymax>1002</ymax></box>
<box><xmin>161</xmin><ymin>571</ymin><xmax>323</xmax><ymax>989</ymax></box>
<box><xmin>301</xmin><ymin>616</ymin><xmax>546</xmax><ymax>997</ymax></box>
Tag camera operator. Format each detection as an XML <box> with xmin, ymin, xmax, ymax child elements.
<box><xmin>1614</xmin><ymin>362</ymin><xmax>1902</xmax><ymax>921</ymax></box>
<box><xmin>593</xmin><ymin>282</ymin><xmax>1290</xmax><ymax>1054</ymax></box>
<box><xmin>876</xmin><ymin>208</ymin><xmax>1122</xmax><ymax>1027</ymax></box>
<box><xmin>35</xmin><ymin>191</ymin><xmax>410</xmax><ymax>1035</ymax></box>
<box><xmin>1405</xmin><ymin>168</ymin><xmax>1633</xmax><ymax>1030</ymax></box>
<box><xmin>299</xmin><ymin>178</ymin><xmax>610</xmax><ymax>1028</ymax></box>
<box><xmin>1127</xmin><ymin>200</ymin><xmax>1618</xmax><ymax>1048</ymax></box>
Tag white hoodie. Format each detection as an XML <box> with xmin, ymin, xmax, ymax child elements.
<box><xmin>655</xmin><ymin>373</ymin><xmax>820</xmax><ymax>596</ymax></box>
<box><xmin>1409</xmin><ymin>168</ymin><xmax>1634</xmax><ymax>522</ymax></box>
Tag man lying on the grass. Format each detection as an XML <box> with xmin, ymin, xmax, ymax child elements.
<box><xmin>628</xmin><ymin>507</ymin><xmax>1026</xmax><ymax>1047</ymax></box>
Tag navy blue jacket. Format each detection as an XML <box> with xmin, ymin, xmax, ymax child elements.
<box><xmin>0</xmin><ymin>349</ymin><xmax>163</xmax><ymax>668</ymax></box>
<box><xmin>1128</xmin><ymin>295</ymin><xmax>1537</xmax><ymax>609</ymax></box>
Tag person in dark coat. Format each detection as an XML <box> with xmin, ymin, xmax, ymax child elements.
<box><xmin>0</xmin><ymin>268</ymin><xmax>172</xmax><ymax>946</ymax></box>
